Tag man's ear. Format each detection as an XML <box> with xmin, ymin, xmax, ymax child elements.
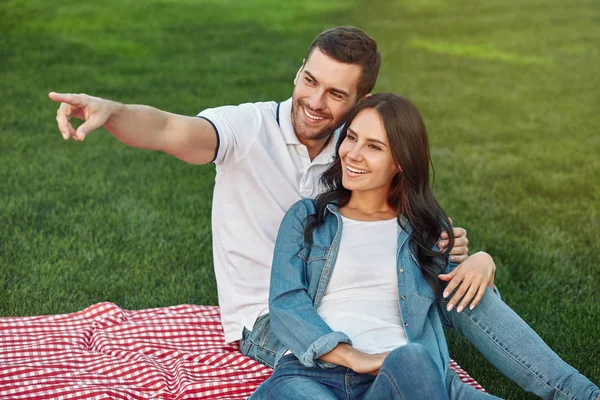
<box><xmin>293</xmin><ymin>59</ymin><xmax>306</xmax><ymax>85</ymax></box>
<box><xmin>363</xmin><ymin>93</ymin><xmax>373</xmax><ymax>99</ymax></box>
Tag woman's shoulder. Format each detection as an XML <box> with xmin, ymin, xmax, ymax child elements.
<box><xmin>288</xmin><ymin>198</ymin><xmax>318</xmax><ymax>217</ymax></box>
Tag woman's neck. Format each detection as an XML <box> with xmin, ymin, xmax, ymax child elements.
<box><xmin>339</xmin><ymin>191</ymin><xmax>396</xmax><ymax>221</ymax></box>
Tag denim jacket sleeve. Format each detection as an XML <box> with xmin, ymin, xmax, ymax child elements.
<box><xmin>269</xmin><ymin>204</ymin><xmax>352</xmax><ymax>368</ymax></box>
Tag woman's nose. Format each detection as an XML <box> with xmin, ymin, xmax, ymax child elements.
<box><xmin>347</xmin><ymin>143</ymin><xmax>364</xmax><ymax>161</ymax></box>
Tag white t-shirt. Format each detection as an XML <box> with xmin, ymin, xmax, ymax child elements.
<box><xmin>317</xmin><ymin>215</ymin><xmax>409</xmax><ymax>354</ymax></box>
<box><xmin>198</xmin><ymin>98</ymin><xmax>337</xmax><ymax>343</ymax></box>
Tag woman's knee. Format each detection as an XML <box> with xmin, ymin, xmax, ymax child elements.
<box><xmin>384</xmin><ymin>343</ymin><xmax>430</xmax><ymax>367</ymax></box>
<box><xmin>265</xmin><ymin>377</ymin><xmax>337</xmax><ymax>400</ymax></box>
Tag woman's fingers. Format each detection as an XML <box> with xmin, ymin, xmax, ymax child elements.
<box><xmin>440</xmin><ymin>270</ymin><xmax>460</xmax><ymax>297</ymax></box>
<box><xmin>445</xmin><ymin>275</ymin><xmax>469</xmax><ymax>312</ymax></box>
<box><xmin>442</xmin><ymin>252</ymin><xmax>496</xmax><ymax>312</ymax></box>
<box><xmin>469</xmin><ymin>282</ymin><xmax>488</xmax><ymax>310</ymax></box>
<box><xmin>456</xmin><ymin>279</ymin><xmax>481</xmax><ymax>313</ymax></box>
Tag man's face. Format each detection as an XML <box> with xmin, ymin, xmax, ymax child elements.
<box><xmin>291</xmin><ymin>49</ymin><xmax>362</xmax><ymax>146</ymax></box>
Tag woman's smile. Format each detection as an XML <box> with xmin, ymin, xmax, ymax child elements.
<box><xmin>345</xmin><ymin>164</ymin><xmax>370</xmax><ymax>177</ymax></box>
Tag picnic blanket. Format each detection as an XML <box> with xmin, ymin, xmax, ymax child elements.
<box><xmin>0</xmin><ymin>303</ymin><xmax>486</xmax><ymax>399</ymax></box>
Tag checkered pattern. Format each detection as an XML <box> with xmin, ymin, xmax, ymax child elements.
<box><xmin>0</xmin><ymin>303</ymin><xmax>485</xmax><ymax>399</ymax></box>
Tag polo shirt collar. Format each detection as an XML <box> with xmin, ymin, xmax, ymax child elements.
<box><xmin>279</xmin><ymin>98</ymin><xmax>301</xmax><ymax>145</ymax></box>
<box><xmin>278</xmin><ymin>98</ymin><xmax>339</xmax><ymax>165</ymax></box>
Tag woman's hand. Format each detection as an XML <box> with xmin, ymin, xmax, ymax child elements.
<box><xmin>438</xmin><ymin>251</ymin><xmax>496</xmax><ymax>312</ymax></box>
<box><xmin>348</xmin><ymin>350</ymin><xmax>390</xmax><ymax>375</ymax></box>
<box><xmin>321</xmin><ymin>344</ymin><xmax>388</xmax><ymax>375</ymax></box>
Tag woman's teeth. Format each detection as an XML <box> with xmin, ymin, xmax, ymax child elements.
<box><xmin>347</xmin><ymin>166</ymin><xmax>368</xmax><ymax>174</ymax></box>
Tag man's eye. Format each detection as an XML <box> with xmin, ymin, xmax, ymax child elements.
<box><xmin>331</xmin><ymin>92</ymin><xmax>343</xmax><ymax>100</ymax></box>
<box><xmin>305</xmin><ymin>77</ymin><xmax>315</xmax><ymax>85</ymax></box>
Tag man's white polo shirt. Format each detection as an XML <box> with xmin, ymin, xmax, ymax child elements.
<box><xmin>198</xmin><ymin>98</ymin><xmax>337</xmax><ymax>343</ymax></box>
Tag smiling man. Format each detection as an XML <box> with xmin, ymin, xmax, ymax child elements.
<box><xmin>194</xmin><ymin>43</ymin><xmax>370</xmax><ymax>343</ymax></box>
<box><xmin>49</xmin><ymin>26</ymin><xmax>598</xmax><ymax>399</ymax></box>
<box><xmin>50</xmin><ymin>27</ymin><xmax>411</xmax><ymax>345</ymax></box>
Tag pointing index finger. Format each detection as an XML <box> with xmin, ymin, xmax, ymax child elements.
<box><xmin>49</xmin><ymin>92</ymin><xmax>85</xmax><ymax>107</ymax></box>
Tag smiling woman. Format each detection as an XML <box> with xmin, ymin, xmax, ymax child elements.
<box><xmin>243</xmin><ymin>93</ymin><xmax>600</xmax><ymax>400</ymax></box>
<box><xmin>1</xmin><ymin>0</ymin><xmax>598</xmax><ymax>397</ymax></box>
<box><xmin>340</xmin><ymin>109</ymin><xmax>399</xmax><ymax>195</ymax></box>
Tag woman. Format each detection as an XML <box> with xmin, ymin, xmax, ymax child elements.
<box><xmin>244</xmin><ymin>93</ymin><xmax>599</xmax><ymax>399</ymax></box>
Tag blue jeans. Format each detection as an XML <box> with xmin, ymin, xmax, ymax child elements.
<box><xmin>441</xmin><ymin>288</ymin><xmax>600</xmax><ymax>400</ymax></box>
<box><xmin>251</xmin><ymin>344</ymin><xmax>451</xmax><ymax>400</ymax></box>
<box><xmin>247</xmin><ymin>288</ymin><xmax>600</xmax><ymax>399</ymax></box>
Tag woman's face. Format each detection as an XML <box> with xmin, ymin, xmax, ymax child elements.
<box><xmin>339</xmin><ymin>108</ymin><xmax>399</xmax><ymax>197</ymax></box>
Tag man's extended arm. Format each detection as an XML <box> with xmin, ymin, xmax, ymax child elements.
<box><xmin>49</xmin><ymin>92</ymin><xmax>217</xmax><ymax>165</ymax></box>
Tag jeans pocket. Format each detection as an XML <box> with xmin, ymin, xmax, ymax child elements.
<box><xmin>242</xmin><ymin>318</ymin><xmax>279</xmax><ymax>368</ymax></box>
<box><xmin>240</xmin><ymin>327</ymin><xmax>252</xmax><ymax>356</ymax></box>
<box><xmin>247</xmin><ymin>342</ymin><xmax>277</xmax><ymax>368</ymax></box>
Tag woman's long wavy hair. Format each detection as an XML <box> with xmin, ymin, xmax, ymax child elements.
<box><xmin>304</xmin><ymin>93</ymin><xmax>454</xmax><ymax>298</ymax></box>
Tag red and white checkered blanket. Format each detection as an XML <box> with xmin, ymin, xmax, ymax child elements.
<box><xmin>0</xmin><ymin>303</ymin><xmax>485</xmax><ymax>399</ymax></box>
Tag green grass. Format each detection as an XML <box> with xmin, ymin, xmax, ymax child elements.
<box><xmin>1</xmin><ymin>0</ymin><xmax>598</xmax><ymax>398</ymax></box>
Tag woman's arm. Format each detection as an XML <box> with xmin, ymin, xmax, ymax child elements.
<box><xmin>320</xmin><ymin>343</ymin><xmax>389</xmax><ymax>374</ymax></box>
<box><xmin>269</xmin><ymin>203</ymin><xmax>352</xmax><ymax>368</ymax></box>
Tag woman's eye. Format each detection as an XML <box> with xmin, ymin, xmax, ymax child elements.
<box><xmin>305</xmin><ymin>77</ymin><xmax>315</xmax><ymax>85</ymax></box>
<box><xmin>369</xmin><ymin>144</ymin><xmax>382</xmax><ymax>150</ymax></box>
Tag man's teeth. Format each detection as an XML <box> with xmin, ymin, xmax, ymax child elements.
<box><xmin>347</xmin><ymin>166</ymin><xmax>368</xmax><ymax>174</ymax></box>
<box><xmin>303</xmin><ymin>107</ymin><xmax>325</xmax><ymax>120</ymax></box>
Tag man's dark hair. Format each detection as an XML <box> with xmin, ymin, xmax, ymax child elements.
<box><xmin>304</xmin><ymin>26</ymin><xmax>381</xmax><ymax>98</ymax></box>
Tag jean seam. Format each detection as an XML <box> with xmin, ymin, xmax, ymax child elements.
<box><xmin>458</xmin><ymin>311</ymin><xmax>574</xmax><ymax>400</ymax></box>
<box><xmin>376</xmin><ymin>370</ymin><xmax>404</xmax><ymax>400</ymax></box>
<box><xmin>275</xmin><ymin>358</ymin><xmax>298</xmax><ymax>368</ymax></box>
<box><xmin>345</xmin><ymin>371</ymin><xmax>352</xmax><ymax>400</ymax></box>
<box><xmin>248</xmin><ymin>339</ymin><xmax>277</xmax><ymax>355</ymax></box>
<box><xmin>264</xmin><ymin>376</ymin><xmax>307</xmax><ymax>399</ymax></box>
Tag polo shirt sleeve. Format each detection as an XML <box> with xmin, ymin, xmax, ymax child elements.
<box><xmin>197</xmin><ymin>103</ymin><xmax>263</xmax><ymax>165</ymax></box>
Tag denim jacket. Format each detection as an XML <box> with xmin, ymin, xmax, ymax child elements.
<box><xmin>241</xmin><ymin>198</ymin><xmax>460</xmax><ymax>381</ymax></box>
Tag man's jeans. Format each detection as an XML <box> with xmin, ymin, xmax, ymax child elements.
<box><xmin>251</xmin><ymin>343</ymin><xmax>455</xmax><ymax>399</ymax></box>
<box><xmin>441</xmin><ymin>288</ymin><xmax>600</xmax><ymax>400</ymax></box>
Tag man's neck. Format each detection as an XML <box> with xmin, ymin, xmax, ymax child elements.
<box><xmin>298</xmin><ymin>135</ymin><xmax>332</xmax><ymax>161</ymax></box>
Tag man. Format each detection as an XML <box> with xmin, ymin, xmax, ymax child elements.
<box><xmin>50</xmin><ymin>27</ymin><xmax>598</xmax><ymax>399</ymax></box>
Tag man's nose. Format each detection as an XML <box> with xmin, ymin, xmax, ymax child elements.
<box><xmin>306</xmin><ymin>90</ymin><xmax>326</xmax><ymax>111</ymax></box>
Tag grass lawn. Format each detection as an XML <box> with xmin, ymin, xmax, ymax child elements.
<box><xmin>1</xmin><ymin>0</ymin><xmax>598</xmax><ymax>398</ymax></box>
